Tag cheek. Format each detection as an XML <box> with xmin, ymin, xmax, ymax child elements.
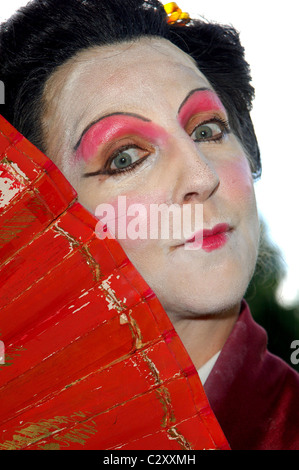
<box><xmin>218</xmin><ymin>157</ymin><xmax>255</xmax><ymax>204</ymax></box>
<box><xmin>219</xmin><ymin>155</ymin><xmax>259</xmax><ymax>253</ymax></box>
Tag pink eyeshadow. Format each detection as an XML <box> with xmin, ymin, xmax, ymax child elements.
<box><xmin>178</xmin><ymin>89</ymin><xmax>226</xmax><ymax>127</ymax></box>
<box><xmin>75</xmin><ymin>114</ymin><xmax>168</xmax><ymax>163</ymax></box>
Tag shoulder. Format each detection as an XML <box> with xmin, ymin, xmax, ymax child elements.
<box><xmin>261</xmin><ymin>350</ymin><xmax>299</xmax><ymax>450</ymax></box>
<box><xmin>205</xmin><ymin>301</ymin><xmax>299</xmax><ymax>450</ymax></box>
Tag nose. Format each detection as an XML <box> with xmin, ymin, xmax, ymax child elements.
<box><xmin>169</xmin><ymin>133</ymin><xmax>220</xmax><ymax>205</ymax></box>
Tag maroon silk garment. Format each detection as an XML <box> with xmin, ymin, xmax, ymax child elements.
<box><xmin>205</xmin><ymin>300</ymin><xmax>299</xmax><ymax>450</ymax></box>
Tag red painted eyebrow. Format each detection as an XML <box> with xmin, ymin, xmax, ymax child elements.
<box><xmin>74</xmin><ymin>112</ymin><xmax>168</xmax><ymax>163</ymax></box>
<box><xmin>178</xmin><ymin>88</ymin><xmax>226</xmax><ymax>127</ymax></box>
<box><xmin>74</xmin><ymin>90</ymin><xmax>226</xmax><ymax>163</ymax></box>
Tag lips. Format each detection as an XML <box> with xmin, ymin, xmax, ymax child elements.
<box><xmin>184</xmin><ymin>223</ymin><xmax>231</xmax><ymax>252</ymax></box>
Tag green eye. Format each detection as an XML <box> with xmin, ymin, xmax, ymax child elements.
<box><xmin>109</xmin><ymin>146</ymin><xmax>150</xmax><ymax>173</ymax></box>
<box><xmin>112</xmin><ymin>151</ymin><xmax>133</xmax><ymax>169</ymax></box>
<box><xmin>191</xmin><ymin>122</ymin><xmax>223</xmax><ymax>142</ymax></box>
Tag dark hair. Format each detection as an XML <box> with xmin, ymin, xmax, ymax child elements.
<box><xmin>0</xmin><ymin>0</ymin><xmax>261</xmax><ymax>177</ymax></box>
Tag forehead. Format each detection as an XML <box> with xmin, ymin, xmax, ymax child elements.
<box><xmin>42</xmin><ymin>37</ymin><xmax>211</xmax><ymax>156</ymax></box>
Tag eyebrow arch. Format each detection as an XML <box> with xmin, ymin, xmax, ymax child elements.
<box><xmin>74</xmin><ymin>111</ymin><xmax>151</xmax><ymax>151</ymax></box>
<box><xmin>177</xmin><ymin>87</ymin><xmax>211</xmax><ymax>115</ymax></box>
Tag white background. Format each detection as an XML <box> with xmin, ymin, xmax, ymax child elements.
<box><xmin>1</xmin><ymin>0</ymin><xmax>298</xmax><ymax>306</ymax></box>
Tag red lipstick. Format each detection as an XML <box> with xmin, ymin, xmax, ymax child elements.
<box><xmin>185</xmin><ymin>223</ymin><xmax>231</xmax><ymax>252</ymax></box>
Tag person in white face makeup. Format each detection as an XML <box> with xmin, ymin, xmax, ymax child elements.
<box><xmin>0</xmin><ymin>0</ymin><xmax>298</xmax><ymax>451</ymax></box>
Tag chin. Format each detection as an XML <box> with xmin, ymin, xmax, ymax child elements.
<box><xmin>124</xmin><ymin>236</ymin><xmax>258</xmax><ymax>319</ymax></box>
<box><xmin>160</xmin><ymin>286</ymin><xmax>245</xmax><ymax>319</ymax></box>
<box><xmin>149</xmin><ymin>262</ymin><xmax>253</xmax><ymax>319</ymax></box>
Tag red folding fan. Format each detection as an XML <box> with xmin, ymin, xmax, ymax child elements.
<box><xmin>0</xmin><ymin>115</ymin><xmax>229</xmax><ymax>450</ymax></box>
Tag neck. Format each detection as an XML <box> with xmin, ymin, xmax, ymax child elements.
<box><xmin>168</xmin><ymin>304</ymin><xmax>240</xmax><ymax>370</ymax></box>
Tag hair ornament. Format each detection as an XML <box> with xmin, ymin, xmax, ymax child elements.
<box><xmin>164</xmin><ymin>2</ymin><xmax>190</xmax><ymax>25</ymax></box>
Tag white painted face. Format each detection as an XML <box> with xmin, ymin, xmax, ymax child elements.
<box><xmin>42</xmin><ymin>37</ymin><xmax>260</xmax><ymax>320</ymax></box>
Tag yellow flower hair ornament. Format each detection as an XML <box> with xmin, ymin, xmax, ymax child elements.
<box><xmin>164</xmin><ymin>2</ymin><xmax>190</xmax><ymax>25</ymax></box>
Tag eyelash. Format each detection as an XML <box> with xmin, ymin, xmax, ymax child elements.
<box><xmin>83</xmin><ymin>117</ymin><xmax>231</xmax><ymax>178</ymax></box>
<box><xmin>190</xmin><ymin>117</ymin><xmax>230</xmax><ymax>143</ymax></box>
<box><xmin>83</xmin><ymin>144</ymin><xmax>150</xmax><ymax>178</ymax></box>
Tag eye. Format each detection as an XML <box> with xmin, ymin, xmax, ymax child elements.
<box><xmin>82</xmin><ymin>143</ymin><xmax>152</xmax><ymax>178</ymax></box>
<box><xmin>191</xmin><ymin>121</ymin><xmax>226</xmax><ymax>143</ymax></box>
<box><xmin>109</xmin><ymin>146</ymin><xmax>149</xmax><ymax>171</ymax></box>
<box><xmin>110</xmin><ymin>147</ymin><xmax>141</xmax><ymax>170</ymax></box>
